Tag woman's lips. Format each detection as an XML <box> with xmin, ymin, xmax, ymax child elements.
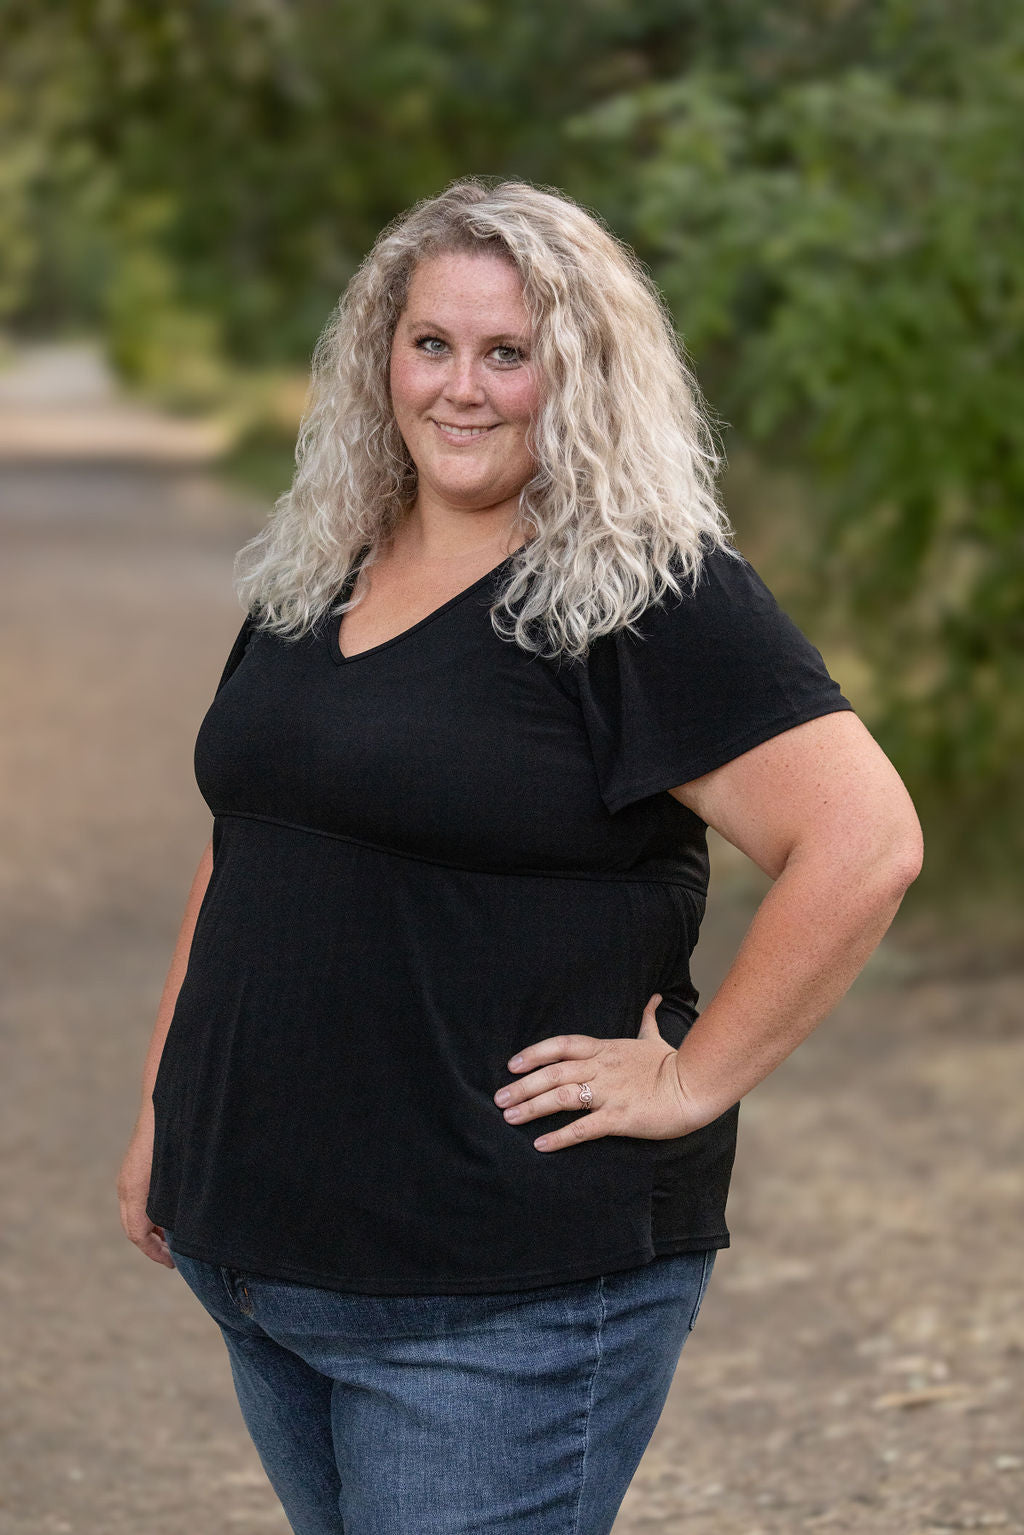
<box><xmin>431</xmin><ymin>419</ymin><xmax>499</xmax><ymax>442</ymax></box>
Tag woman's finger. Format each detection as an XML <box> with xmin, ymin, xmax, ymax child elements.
<box><xmin>532</xmin><ymin>1111</ymin><xmax>609</xmax><ymax>1152</ymax></box>
<box><xmin>500</xmin><ymin>1077</ymin><xmax>601</xmax><ymax>1125</ymax></box>
<box><xmin>496</xmin><ymin>1049</ymin><xmax>602</xmax><ymax>1108</ymax></box>
<box><xmin>505</xmin><ymin>1033</ymin><xmax>599</xmax><ymax>1072</ymax></box>
<box><xmin>137</xmin><ymin>1223</ymin><xmax>176</xmax><ymax>1269</ymax></box>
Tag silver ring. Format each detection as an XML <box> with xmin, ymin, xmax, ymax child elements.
<box><xmin>578</xmin><ymin>1082</ymin><xmax>594</xmax><ymax>1111</ymax></box>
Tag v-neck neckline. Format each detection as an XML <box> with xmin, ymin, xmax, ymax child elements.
<box><xmin>327</xmin><ymin>548</ymin><xmax>518</xmax><ymax>667</ymax></box>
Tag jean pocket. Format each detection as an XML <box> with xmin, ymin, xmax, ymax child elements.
<box><xmin>687</xmin><ymin>1248</ymin><xmax>717</xmax><ymax>1331</ymax></box>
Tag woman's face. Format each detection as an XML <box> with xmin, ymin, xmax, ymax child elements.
<box><xmin>389</xmin><ymin>250</ymin><xmax>540</xmax><ymax>522</ymax></box>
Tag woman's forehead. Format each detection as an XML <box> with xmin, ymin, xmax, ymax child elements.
<box><xmin>402</xmin><ymin>250</ymin><xmax>529</xmax><ymax>330</ymax></box>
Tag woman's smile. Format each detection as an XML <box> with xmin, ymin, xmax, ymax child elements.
<box><xmin>430</xmin><ymin>418</ymin><xmax>501</xmax><ymax>441</ymax></box>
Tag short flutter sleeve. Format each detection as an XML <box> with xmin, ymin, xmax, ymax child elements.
<box><xmin>573</xmin><ymin>543</ymin><xmax>854</xmax><ymax>814</ymax></box>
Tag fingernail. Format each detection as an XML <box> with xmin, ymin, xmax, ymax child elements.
<box><xmin>495</xmin><ymin>1088</ymin><xmax>511</xmax><ymax>1105</ymax></box>
<box><xmin>508</xmin><ymin>1055</ymin><xmax>523</xmax><ymax>1069</ymax></box>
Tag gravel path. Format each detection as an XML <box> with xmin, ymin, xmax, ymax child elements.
<box><xmin>1</xmin><ymin>457</ymin><xmax>1020</xmax><ymax>1535</ymax></box>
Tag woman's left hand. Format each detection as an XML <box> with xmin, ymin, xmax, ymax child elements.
<box><xmin>494</xmin><ymin>994</ymin><xmax>699</xmax><ymax>1151</ymax></box>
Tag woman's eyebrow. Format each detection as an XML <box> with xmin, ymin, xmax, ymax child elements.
<box><xmin>405</xmin><ymin>317</ymin><xmax>530</xmax><ymax>345</ymax></box>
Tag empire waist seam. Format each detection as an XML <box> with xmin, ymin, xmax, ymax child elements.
<box><xmin>210</xmin><ymin>809</ymin><xmax>707</xmax><ymax>893</ymax></box>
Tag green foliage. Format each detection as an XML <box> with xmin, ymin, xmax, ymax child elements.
<box><xmin>570</xmin><ymin>0</ymin><xmax>1024</xmax><ymax>896</ymax></box>
<box><xmin>1</xmin><ymin>0</ymin><xmax>702</xmax><ymax>367</ymax></box>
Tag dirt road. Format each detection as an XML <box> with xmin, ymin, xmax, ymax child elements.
<box><xmin>1</xmin><ymin>457</ymin><xmax>1020</xmax><ymax>1534</ymax></box>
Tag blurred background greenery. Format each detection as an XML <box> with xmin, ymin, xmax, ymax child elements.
<box><xmin>3</xmin><ymin>0</ymin><xmax>1022</xmax><ymax>932</ymax></box>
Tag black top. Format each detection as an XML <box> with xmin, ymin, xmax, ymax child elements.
<box><xmin>147</xmin><ymin>541</ymin><xmax>853</xmax><ymax>1294</ymax></box>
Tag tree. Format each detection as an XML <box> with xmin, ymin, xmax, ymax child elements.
<box><xmin>570</xmin><ymin>0</ymin><xmax>1024</xmax><ymax>892</ymax></box>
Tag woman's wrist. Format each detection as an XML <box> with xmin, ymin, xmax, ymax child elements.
<box><xmin>672</xmin><ymin>1043</ymin><xmax>736</xmax><ymax>1132</ymax></box>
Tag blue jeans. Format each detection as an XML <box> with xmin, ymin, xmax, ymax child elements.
<box><xmin>165</xmin><ymin>1232</ymin><xmax>716</xmax><ymax>1535</ymax></box>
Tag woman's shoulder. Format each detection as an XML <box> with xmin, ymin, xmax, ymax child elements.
<box><xmin>213</xmin><ymin>611</ymin><xmax>259</xmax><ymax>697</ymax></box>
<box><xmin>583</xmin><ymin>540</ymin><xmax>775</xmax><ymax>661</ymax></box>
<box><xmin>657</xmin><ymin>539</ymin><xmax>775</xmax><ymax>620</ymax></box>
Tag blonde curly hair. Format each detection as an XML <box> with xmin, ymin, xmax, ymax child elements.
<box><xmin>235</xmin><ymin>176</ymin><xmax>737</xmax><ymax>660</ymax></box>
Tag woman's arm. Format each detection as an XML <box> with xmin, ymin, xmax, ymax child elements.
<box><xmin>116</xmin><ymin>837</ymin><xmax>213</xmax><ymax>1267</ymax></box>
<box><xmin>666</xmin><ymin>708</ymin><xmax>924</xmax><ymax>1126</ymax></box>
<box><xmin>494</xmin><ymin>710</ymin><xmax>923</xmax><ymax>1149</ymax></box>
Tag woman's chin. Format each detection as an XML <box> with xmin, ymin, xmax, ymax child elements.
<box><xmin>422</xmin><ymin>477</ymin><xmax>528</xmax><ymax>514</ymax></box>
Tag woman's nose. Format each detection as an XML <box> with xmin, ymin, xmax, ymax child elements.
<box><xmin>442</xmin><ymin>356</ymin><xmax>487</xmax><ymax>407</ymax></box>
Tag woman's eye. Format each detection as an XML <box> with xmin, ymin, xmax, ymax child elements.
<box><xmin>413</xmin><ymin>337</ymin><xmax>522</xmax><ymax>365</ymax></box>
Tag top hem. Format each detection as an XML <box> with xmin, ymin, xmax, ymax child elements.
<box><xmin>160</xmin><ymin>1229</ymin><xmax>731</xmax><ymax>1296</ymax></box>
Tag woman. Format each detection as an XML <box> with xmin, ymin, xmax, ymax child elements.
<box><xmin>117</xmin><ymin>178</ymin><xmax>923</xmax><ymax>1534</ymax></box>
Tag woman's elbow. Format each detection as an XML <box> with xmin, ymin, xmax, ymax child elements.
<box><xmin>891</xmin><ymin>818</ymin><xmax>924</xmax><ymax>893</ymax></box>
<box><xmin>872</xmin><ymin>800</ymin><xmax>925</xmax><ymax>899</ymax></box>
<box><xmin>819</xmin><ymin>791</ymin><xmax>924</xmax><ymax>905</ymax></box>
